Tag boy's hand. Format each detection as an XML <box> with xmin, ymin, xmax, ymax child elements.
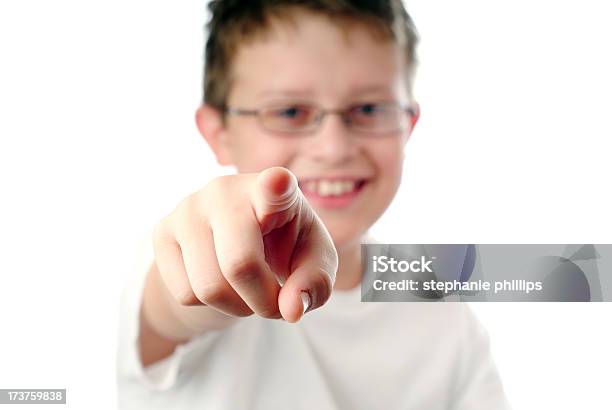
<box><xmin>152</xmin><ymin>167</ymin><xmax>338</xmax><ymax>323</ymax></box>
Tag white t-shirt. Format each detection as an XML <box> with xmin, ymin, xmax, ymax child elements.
<box><xmin>117</xmin><ymin>238</ymin><xmax>511</xmax><ymax>409</ymax></box>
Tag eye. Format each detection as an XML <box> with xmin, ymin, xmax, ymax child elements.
<box><xmin>349</xmin><ymin>103</ymin><xmax>389</xmax><ymax>123</ymax></box>
<box><xmin>272</xmin><ymin>106</ymin><xmax>310</xmax><ymax>119</ymax></box>
<box><xmin>281</xmin><ymin>107</ymin><xmax>298</xmax><ymax>118</ymax></box>
<box><xmin>262</xmin><ymin>105</ymin><xmax>316</xmax><ymax>131</ymax></box>
<box><xmin>356</xmin><ymin>103</ymin><xmax>380</xmax><ymax>115</ymax></box>
<box><xmin>267</xmin><ymin>105</ymin><xmax>314</xmax><ymax>125</ymax></box>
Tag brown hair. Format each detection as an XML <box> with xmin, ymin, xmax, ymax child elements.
<box><xmin>203</xmin><ymin>0</ymin><xmax>419</xmax><ymax>109</ymax></box>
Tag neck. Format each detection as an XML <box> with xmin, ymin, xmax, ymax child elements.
<box><xmin>333</xmin><ymin>238</ymin><xmax>363</xmax><ymax>291</ymax></box>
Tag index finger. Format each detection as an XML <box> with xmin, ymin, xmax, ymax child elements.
<box><xmin>251</xmin><ymin>167</ymin><xmax>302</xmax><ymax>235</ymax></box>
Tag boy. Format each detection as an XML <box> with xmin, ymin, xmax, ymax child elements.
<box><xmin>118</xmin><ymin>1</ymin><xmax>511</xmax><ymax>409</ymax></box>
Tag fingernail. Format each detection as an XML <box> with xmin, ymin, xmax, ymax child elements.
<box><xmin>300</xmin><ymin>290</ymin><xmax>311</xmax><ymax>314</ymax></box>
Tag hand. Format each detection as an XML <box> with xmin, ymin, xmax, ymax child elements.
<box><xmin>152</xmin><ymin>167</ymin><xmax>338</xmax><ymax>323</ymax></box>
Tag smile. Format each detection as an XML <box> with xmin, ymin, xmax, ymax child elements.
<box><xmin>298</xmin><ymin>178</ymin><xmax>369</xmax><ymax>209</ymax></box>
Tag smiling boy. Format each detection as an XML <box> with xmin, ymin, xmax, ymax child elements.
<box><xmin>117</xmin><ymin>1</ymin><xmax>510</xmax><ymax>409</ymax></box>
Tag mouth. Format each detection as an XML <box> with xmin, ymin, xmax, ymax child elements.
<box><xmin>298</xmin><ymin>177</ymin><xmax>369</xmax><ymax>209</ymax></box>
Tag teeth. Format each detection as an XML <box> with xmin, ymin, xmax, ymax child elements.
<box><xmin>302</xmin><ymin>179</ymin><xmax>359</xmax><ymax>197</ymax></box>
<box><xmin>319</xmin><ymin>180</ymin><xmax>332</xmax><ymax>196</ymax></box>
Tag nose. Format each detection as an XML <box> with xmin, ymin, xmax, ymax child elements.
<box><xmin>305</xmin><ymin>113</ymin><xmax>358</xmax><ymax>164</ymax></box>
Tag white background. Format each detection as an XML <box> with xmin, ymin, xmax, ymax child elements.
<box><xmin>0</xmin><ymin>0</ymin><xmax>610</xmax><ymax>409</ymax></box>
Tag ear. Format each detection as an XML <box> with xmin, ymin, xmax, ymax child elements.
<box><xmin>195</xmin><ymin>104</ymin><xmax>233</xmax><ymax>166</ymax></box>
<box><xmin>403</xmin><ymin>101</ymin><xmax>420</xmax><ymax>144</ymax></box>
<box><xmin>409</xmin><ymin>102</ymin><xmax>421</xmax><ymax>130</ymax></box>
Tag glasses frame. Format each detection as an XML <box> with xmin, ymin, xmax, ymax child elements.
<box><xmin>223</xmin><ymin>102</ymin><xmax>417</xmax><ymax>136</ymax></box>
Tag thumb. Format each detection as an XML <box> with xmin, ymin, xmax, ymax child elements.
<box><xmin>252</xmin><ymin>167</ymin><xmax>301</xmax><ymax>233</ymax></box>
<box><xmin>278</xmin><ymin>214</ymin><xmax>338</xmax><ymax>322</ymax></box>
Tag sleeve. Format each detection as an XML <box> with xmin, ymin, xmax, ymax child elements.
<box><xmin>451</xmin><ymin>304</ymin><xmax>513</xmax><ymax>410</ymax></box>
<box><xmin>116</xmin><ymin>234</ymin><xmax>221</xmax><ymax>393</ymax></box>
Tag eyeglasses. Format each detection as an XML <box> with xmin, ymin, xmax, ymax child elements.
<box><xmin>223</xmin><ymin>102</ymin><xmax>417</xmax><ymax>136</ymax></box>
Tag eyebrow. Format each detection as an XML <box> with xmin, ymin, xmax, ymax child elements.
<box><xmin>349</xmin><ymin>85</ymin><xmax>394</xmax><ymax>95</ymax></box>
<box><xmin>256</xmin><ymin>88</ymin><xmax>315</xmax><ymax>99</ymax></box>
<box><xmin>257</xmin><ymin>84</ymin><xmax>394</xmax><ymax>99</ymax></box>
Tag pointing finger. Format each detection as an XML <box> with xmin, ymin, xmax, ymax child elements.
<box><xmin>251</xmin><ymin>167</ymin><xmax>302</xmax><ymax>235</ymax></box>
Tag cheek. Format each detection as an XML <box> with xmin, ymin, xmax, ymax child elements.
<box><xmin>372</xmin><ymin>140</ymin><xmax>406</xmax><ymax>188</ymax></box>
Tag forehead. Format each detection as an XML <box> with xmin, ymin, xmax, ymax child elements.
<box><xmin>228</xmin><ymin>11</ymin><xmax>408</xmax><ymax>104</ymax></box>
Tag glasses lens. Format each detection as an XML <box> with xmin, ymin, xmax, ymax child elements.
<box><xmin>260</xmin><ymin>105</ymin><xmax>318</xmax><ymax>133</ymax></box>
<box><xmin>347</xmin><ymin>103</ymin><xmax>406</xmax><ymax>133</ymax></box>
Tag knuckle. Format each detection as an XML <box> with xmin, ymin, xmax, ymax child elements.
<box><xmin>258</xmin><ymin>305</ymin><xmax>281</xmax><ymax>320</ymax></box>
<box><xmin>175</xmin><ymin>194</ymin><xmax>198</xmax><ymax>218</ymax></box>
<box><xmin>152</xmin><ymin>220</ymin><xmax>169</xmax><ymax>246</ymax></box>
<box><xmin>205</xmin><ymin>175</ymin><xmax>232</xmax><ymax>197</ymax></box>
<box><xmin>223</xmin><ymin>256</ymin><xmax>261</xmax><ymax>284</ymax></box>
<box><xmin>192</xmin><ymin>281</ymin><xmax>226</xmax><ymax>305</ymax></box>
<box><xmin>235</xmin><ymin>309</ymin><xmax>255</xmax><ymax>318</ymax></box>
<box><xmin>203</xmin><ymin>176</ymin><xmax>247</xmax><ymax>219</ymax></box>
<box><xmin>174</xmin><ymin>288</ymin><xmax>199</xmax><ymax>306</ymax></box>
